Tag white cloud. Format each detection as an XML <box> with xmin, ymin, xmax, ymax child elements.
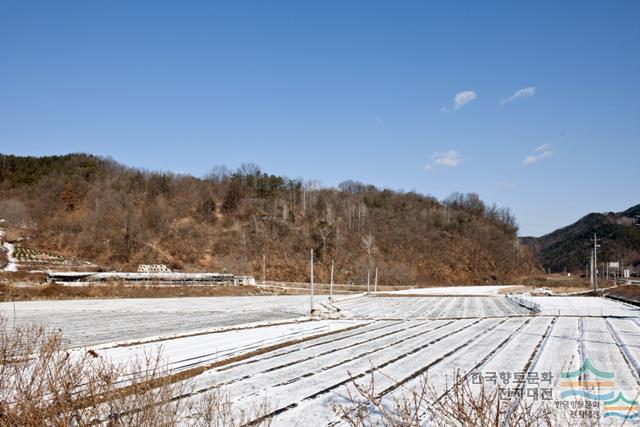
<box><xmin>425</xmin><ymin>150</ymin><xmax>461</xmax><ymax>171</ymax></box>
<box><xmin>453</xmin><ymin>91</ymin><xmax>477</xmax><ymax>110</ymax></box>
<box><xmin>501</xmin><ymin>86</ymin><xmax>536</xmax><ymax>105</ymax></box>
<box><xmin>523</xmin><ymin>143</ymin><xmax>553</xmax><ymax>165</ymax></box>
<box><xmin>533</xmin><ymin>143</ymin><xmax>551</xmax><ymax>153</ymax></box>
<box><xmin>442</xmin><ymin>90</ymin><xmax>477</xmax><ymax>112</ymax></box>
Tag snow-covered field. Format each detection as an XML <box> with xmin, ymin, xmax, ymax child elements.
<box><xmin>94</xmin><ymin>312</ymin><xmax>640</xmax><ymax>426</ymax></box>
<box><xmin>529</xmin><ymin>296</ymin><xmax>640</xmax><ymax>317</ymax></box>
<box><xmin>385</xmin><ymin>285</ymin><xmax>517</xmax><ymax>295</ymax></box>
<box><xmin>4</xmin><ymin>295</ymin><xmax>523</xmax><ymax>348</ymax></box>
<box><xmin>0</xmin><ymin>296</ymin><xmax>321</xmax><ymax>346</ymax></box>
<box><xmin>334</xmin><ymin>295</ymin><xmax>530</xmax><ymax>318</ymax></box>
<box><xmin>82</xmin><ymin>319</ymin><xmax>364</xmax><ymax>373</ymax></box>
<box><xmin>4</xmin><ymin>292</ymin><xmax>640</xmax><ymax>425</ymax></box>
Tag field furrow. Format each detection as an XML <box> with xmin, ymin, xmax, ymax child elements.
<box><xmin>186</xmin><ymin>319</ymin><xmax>491</xmax><ymax>422</ymax></box>
<box><xmin>582</xmin><ymin>317</ymin><xmax>638</xmax><ymax>391</ymax></box>
<box><xmin>276</xmin><ymin>318</ymin><xmax>525</xmax><ymax>426</ymax></box>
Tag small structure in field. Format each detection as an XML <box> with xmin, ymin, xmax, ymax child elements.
<box><xmin>137</xmin><ymin>264</ymin><xmax>172</xmax><ymax>273</ymax></box>
<box><xmin>47</xmin><ymin>270</ymin><xmax>254</xmax><ymax>286</ymax></box>
<box><xmin>234</xmin><ymin>276</ymin><xmax>256</xmax><ymax>286</ymax></box>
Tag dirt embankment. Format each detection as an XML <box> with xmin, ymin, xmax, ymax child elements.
<box><xmin>0</xmin><ymin>275</ymin><xmax>301</xmax><ymax>302</ymax></box>
<box><xmin>603</xmin><ymin>285</ymin><xmax>640</xmax><ymax>304</ymax></box>
<box><xmin>512</xmin><ymin>273</ymin><xmax>591</xmax><ymax>295</ymax></box>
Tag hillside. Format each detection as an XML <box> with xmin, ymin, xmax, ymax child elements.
<box><xmin>522</xmin><ymin>204</ymin><xmax>640</xmax><ymax>272</ymax></box>
<box><xmin>0</xmin><ymin>153</ymin><xmax>539</xmax><ymax>285</ymax></box>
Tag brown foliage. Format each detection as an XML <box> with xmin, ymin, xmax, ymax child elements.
<box><xmin>0</xmin><ymin>154</ymin><xmax>540</xmax><ymax>285</ymax></box>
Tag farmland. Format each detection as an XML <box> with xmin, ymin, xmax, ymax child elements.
<box><xmin>2</xmin><ymin>292</ymin><xmax>640</xmax><ymax>425</ymax></box>
<box><xmin>1</xmin><ymin>296</ymin><xmax>314</xmax><ymax>347</ymax></box>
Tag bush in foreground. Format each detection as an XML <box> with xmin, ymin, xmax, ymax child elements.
<box><xmin>0</xmin><ymin>317</ymin><xmax>272</xmax><ymax>426</ymax></box>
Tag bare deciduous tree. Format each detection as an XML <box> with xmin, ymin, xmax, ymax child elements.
<box><xmin>362</xmin><ymin>233</ymin><xmax>375</xmax><ymax>263</ymax></box>
<box><xmin>0</xmin><ymin>199</ymin><xmax>29</xmax><ymax>226</ymax></box>
<box><xmin>0</xmin><ymin>153</ymin><xmax>540</xmax><ymax>285</ymax></box>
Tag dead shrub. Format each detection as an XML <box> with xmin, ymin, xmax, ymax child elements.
<box><xmin>332</xmin><ymin>369</ymin><xmax>601</xmax><ymax>427</ymax></box>
<box><xmin>0</xmin><ymin>317</ymin><xmax>273</xmax><ymax>426</ymax></box>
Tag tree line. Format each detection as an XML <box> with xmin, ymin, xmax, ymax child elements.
<box><xmin>0</xmin><ymin>153</ymin><xmax>539</xmax><ymax>285</ymax></box>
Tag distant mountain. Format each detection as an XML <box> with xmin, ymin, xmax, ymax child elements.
<box><xmin>522</xmin><ymin>204</ymin><xmax>640</xmax><ymax>272</ymax></box>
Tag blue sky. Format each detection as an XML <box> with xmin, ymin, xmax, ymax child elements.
<box><xmin>1</xmin><ymin>1</ymin><xmax>638</xmax><ymax>236</ymax></box>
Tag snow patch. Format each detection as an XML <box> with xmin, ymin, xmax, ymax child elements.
<box><xmin>1</xmin><ymin>224</ymin><xmax>18</xmax><ymax>272</ymax></box>
<box><xmin>528</xmin><ymin>296</ymin><xmax>640</xmax><ymax>317</ymax></box>
<box><xmin>384</xmin><ymin>285</ymin><xmax>517</xmax><ymax>296</ymax></box>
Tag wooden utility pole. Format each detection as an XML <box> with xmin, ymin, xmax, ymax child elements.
<box><xmin>593</xmin><ymin>234</ymin><xmax>599</xmax><ymax>291</ymax></box>
<box><xmin>362</xmin><ymin>234</ymin><xmax>374</xmax><ymax>296</ymax></box>
<box><xmin>310</xmin><ymin>249</ymin><xmax>314</xmax><ymax>314</ymax></box>
<box><xmin>589</xmin><ymin>251</ymin><xmax>596</xmax><ymax>291</ymax></box>
<box><xmin>374</xmin><ymin>267</ymin><xmax>378</xmax><ymax>293</ymax></box>
<box><xmin>330</xmin><ymin>259</ymin><xmax>334</xmax><ymax>302</ymax></box>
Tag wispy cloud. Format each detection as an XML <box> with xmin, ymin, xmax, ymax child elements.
<box><xmin>523</xmin><ymin>143</ymin><xmax>553</xmax><ymax>165</ymax></box>
<box><xmin>442</xmin><ymin>90</ymin><xmax>477</xmax><ymax>112</ymax></box>
<box><xmin>534</xmin><ymin>143</ymin><xmax>551</xmax><ymax>152</ymax></box>
<box><xmin>500</xmin><ymin>86</ymin><xmax>536</xmax><ymax>105</ymax></box>
<box><xmin>425</xmin><ymin>150</ymin><xmax>461</xmax><ymax>171</ymax></box>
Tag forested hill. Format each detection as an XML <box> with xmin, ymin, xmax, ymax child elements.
<box><xmin>522</xmin><ymin>205</ymin><xmax>640</xmax><ymax>273</ymax></box>
<box><xmin>0</xmin><ymin>153</ymin><xmax>539</xmax><ymax>285</ymax></box>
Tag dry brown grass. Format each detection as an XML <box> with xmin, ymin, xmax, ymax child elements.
<box><xmin>0</xmin><ymin>278</ymin><xmax>300</xmax><ymax>302</ymax></box>
<box><xmin>0</xmin><ymin>249</ymin><xmax>7</xmax><ymax>270</ymax></box>
<box><xmin>604</xmin><ymin>284</ymin><xmax>640</xmax><ymax>303</ymax></box>
<box><xmin>1</xmin><ymin>225</ymin><xmax>25</xmax><ymax>242</ymax></box>
<box><xmin>0</xmin><ymin>317</ymin><xmax>274</xmax><ymax>426</ymax></box>
<box><xmin>0</xmin><ymin>271</ymin><xmax>48</xmax><ymax>282</ymax></box>
<box><xmin>514</xmin><ymin>274</ymin><xmax>591</xmax><ymax>295</ymax></box>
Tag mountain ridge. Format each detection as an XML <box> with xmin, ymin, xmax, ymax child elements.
<box><xmin>522</xmin><ymin>204</ymin><xmax>640</xmax><ymax>272</ymax></box>
<box><xmin>0</xmin><ymin>153</ymin><xmax>539</xmax><ymax>285</ymax></box>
